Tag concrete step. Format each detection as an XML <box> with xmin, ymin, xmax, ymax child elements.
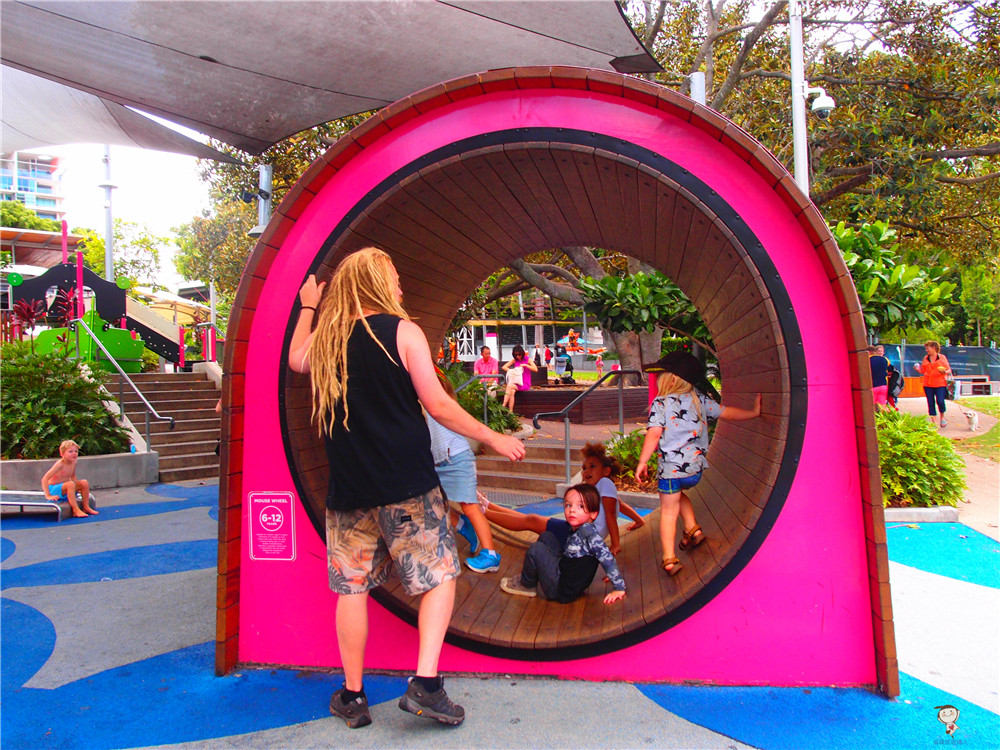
<box><xmin>158</xmin><ymin>464</ymin><xmax>221</xmax><ymax>483</ymax></box>
<box><xmin>106</xmin><ymin>372</ymin><xmax>221</xmax><ymax>484</ymax></box>
<box><xmin>476</xmin><ymin>456</ymin><xmax>565</xmax><ymax>479</ymax></box>
<box><xmin>121</xmin><ymin>390</ymin><xmax>218</xmax><ymax>406</ymax></box>
<box><xmin>125</xmin><ymin>406</ymin><xmax>216</xmax><ymax>422</ymax></box>
<box><xmin>158</xmin><ymin>451</ymin><xmax>219</xmax><ymax>471</ymax></box>
<box><xmin>111</xmin><ymin>372</ymin><xmax>208</xmax><ymax>383</ymax></box>
<box><xmin>154</xmin><ymin>439</ymin><xmax>219</xmax><ymax>457</ymax></box>
<box><xmin>150</xmin><ymin>417</ymin><xmax>220</xmax><ymax>434</ymax></box>
<box><xmin>475</xmin><ymin>469</ymin><xmax>559</xmax><ymax>495</ymax></box>
<box><xmin>107</xmin><ymin>378</ymin><xmax>218</xmax><ymax>393</ymax></box>
<box><xmin>482</xmin><ymin>443</ymin><xmax>577</xmax><ymax>462</ymax></box>
<box><xmin>147</xmin><ymin>427</ymin><xmax>220</xmax><ymax>446</ymax></box>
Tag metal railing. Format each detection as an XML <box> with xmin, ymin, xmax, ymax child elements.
<box><xmin>531</xmin><ymin>370</ymin><xmax>643</xmax><ymax>484</ymax></box>
<box><xmin>72</xmin><ymin>317</ymin><xmax>175</xmax><ymax>448</ymax></box>
<box><xmin>454</xmin><ymin>373</ymin><xmax>504</xmax><ymax>423</ymax></box>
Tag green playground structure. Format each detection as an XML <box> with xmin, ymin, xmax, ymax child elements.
<box><xmin>35</xmin><ymin>309</ymin><xmax>145</xmax><ymax>373</ymax></box>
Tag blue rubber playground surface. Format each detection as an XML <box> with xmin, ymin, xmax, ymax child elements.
<box><xmin>2</xmin><ymin>483</ymin><xmax>997</xmax><ymax>749</ymax></box>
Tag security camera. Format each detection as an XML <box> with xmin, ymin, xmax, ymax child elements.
<box><xmin>808</xmin><ymin>87</ymin><xmax>836</xmax><ymax>120</ymax></box>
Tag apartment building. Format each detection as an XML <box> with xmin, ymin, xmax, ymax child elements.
<box><xmin>0</xmin><ymin>152</ymin><xmax>66</xmax><ymax>222</ymax></box>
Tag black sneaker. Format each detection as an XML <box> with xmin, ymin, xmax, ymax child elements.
<box><xmin>398</xmin><ymin>677</ymin><xmax>465</xmax><ymax>725</ymax></box>
<box><xmin>329</xmin><ymin>688</ymin><xmax>372</xmax><ymax>728</ymax></box>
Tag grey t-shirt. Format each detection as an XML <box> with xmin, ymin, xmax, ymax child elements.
<box><xmin>647</xmin><ymin>392</ymin><xmax>722</xmax><ymax>479</ymax></box>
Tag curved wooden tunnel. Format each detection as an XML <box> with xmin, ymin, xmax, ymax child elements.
<box><xmin>221</xmin><ymin>68</ymin><xmax>889</xmax><ymax>683</ymax></box>
<box><xmin>277</xmin><ymin>79</ymin><xmax>802</xmax><ymax>658</ymax></box>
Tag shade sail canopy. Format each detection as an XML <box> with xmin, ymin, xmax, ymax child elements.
<box><xmin>2</xmin><ymin>66</ymin><xmax>244</xmax><ymax>163</ymax></box>
<box><xmin>1</xmin><ymin>1</ymin><xmax>659</xmax><ymax>155</ymax></box>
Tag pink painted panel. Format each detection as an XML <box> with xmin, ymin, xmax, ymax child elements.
<box><xmin>237</xmin><ymin>87</ymin><xmax>873</xmax><ymax>685</ymax></box>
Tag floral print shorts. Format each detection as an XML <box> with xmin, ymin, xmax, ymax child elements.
<box><xmin>325</xmin><ymin>486</ymin><xmax>460</xmax><ymax>596</ymax></box>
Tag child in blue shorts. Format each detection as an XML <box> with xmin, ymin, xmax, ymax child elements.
<box><xmin>41</xmin><ymin>439</ymin><xmax>97</xmax><ymax>518</ymax></box>
<box><xmin>636</xmin><ymin>352</ymin><xmax>760</xmax><ymax>577</ymax></box>
<box><xmin>428</xmin><ymin>371</ymin><xmax>501</xmax><ymax>573</ymax></box>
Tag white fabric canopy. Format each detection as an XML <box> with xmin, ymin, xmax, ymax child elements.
<box><xmin>2</xmin><ymin>66</ymin><xmax>243</xmax><ymax>163</ymax></box>
<box><xmin>2</xmin><ymin>1</ymin><xmax>658</xmax><ymax>155</ymax></box>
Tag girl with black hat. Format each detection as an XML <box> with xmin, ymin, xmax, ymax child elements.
<box><xmin>635</xmin><ymin>351</ymin><xmax>761</xmax><ymax>576</ymax></box>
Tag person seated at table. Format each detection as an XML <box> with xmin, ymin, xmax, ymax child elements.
<box><xmin>502</xmin><ymin>345</ymin><xmax>538</xmax><ymax>411</ymax></box>
<box><xmin>474</xmin><ymin>346</ymin><xmax>500</xmax><ymax>393</ymax></box>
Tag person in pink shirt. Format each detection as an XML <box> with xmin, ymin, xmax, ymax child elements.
<box><xmin>474</xmin><ymin>346</ymin><xmax>498</xmax><ymax>376</ymax></box>
<box><xmin>474</xmin><ymin>346</ymin><xmax>500</xmax><ymax>393</ymax></box>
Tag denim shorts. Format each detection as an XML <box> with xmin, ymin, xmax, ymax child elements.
<box><xmin>658</xmin><ymin>472</ymin><xmax>703</xmax><ymax>494</ymax></box>
<box><xmin>434</xmin><ymin>449</ymin><xmax>477</xmax><ymax>505</ymax></box>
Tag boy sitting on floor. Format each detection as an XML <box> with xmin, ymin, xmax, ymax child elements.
<box><xmin>487</xmin><ymin>484</ymin><xmax>625</xmax><ymax>604</ymax></box>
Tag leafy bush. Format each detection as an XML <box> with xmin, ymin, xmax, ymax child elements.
<box><xmin>141</xmin><ymin>348</ymin><xmax>161</xmax><ymax>372</ymax></box>
<box><xmin>875</xmin><ymin>410</ymin><xmax>966</xmax><ymax>507</ymax></box>
<box><xmin>1</xmin><ymin>348</ymin><xmax>130</xmax><ymax>460</ymax></box>
<box><xmin>607</xmin><ymin>429</ymin><xmax>657</xmax><ymax>491</ymax></box>
<box><xmin>442</xmin><ymin>365</ymin><xmax>522</xmax><ymax>434</ymax></box>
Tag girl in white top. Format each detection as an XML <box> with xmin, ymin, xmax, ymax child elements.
<box><xmin>579</xmin><ymin>443</ymin><xmax>645</xmax><ymax>556</ymax></box>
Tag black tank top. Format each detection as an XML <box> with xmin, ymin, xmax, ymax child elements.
<box><xmin>323</xmin><ymin>314</ymin><xmax>438</xmax><ymax>511</ymax></box>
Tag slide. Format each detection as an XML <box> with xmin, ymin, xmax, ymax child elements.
<box><xmin>125</xmin><ymin>296</ymin><xmax>181</xmax><ymax>363</ymax></box>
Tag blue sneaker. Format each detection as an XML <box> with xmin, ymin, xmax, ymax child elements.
<box><xmin>465</xmin><ymin>549</ymin><xmax>501</xmax><ymax>573</ymax></box>
<box><xmin>456</xmin><ymin>516</ymin><xmax>479</xmax><ymax>554</ymax></box>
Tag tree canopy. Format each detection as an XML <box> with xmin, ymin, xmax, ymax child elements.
<box><xmin>178</xmin><ymin>1</ymin><xmax>994</xmax><ymax>359</ymax></box>
<box><xmin>78</xmin><ymin>220</ymin><xmax>165</xmax><ymax>290</ymax></box>
<box><xmin>1</xmin><ymin>200</ymin><xmax>60</xmax><ymax>231</ymax></box>
<box><xmin>625</xmin><ymin>0</ymin><xmax>999</xmax><ymax>267</ymax></box>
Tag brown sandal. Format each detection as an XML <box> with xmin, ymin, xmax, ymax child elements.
<box><xmin>679</xmin><ymin>525</ymin><xmax>706</xmax><ymax>551</ymax></box>
<box><xmin>662</xmin><ymin>557</ymin><xmax>683</xmax><ymax>576</ymax></box>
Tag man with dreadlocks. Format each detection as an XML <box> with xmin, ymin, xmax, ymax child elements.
<box><xmin>289</xmin><ymin>247</ymin><xmax>525</xmax><ymax>729</ymax></box>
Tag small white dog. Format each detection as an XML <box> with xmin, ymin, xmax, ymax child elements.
<box><xmin>963</xmin><ymin>410</ymin><xmax>980</xmax><ymax>431</ymax></box>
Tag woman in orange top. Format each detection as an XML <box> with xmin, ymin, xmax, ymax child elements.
<box><xmin>913</xmin><ymin>340</ymin><xmax>951</xmax><ymax>428</ymax></box>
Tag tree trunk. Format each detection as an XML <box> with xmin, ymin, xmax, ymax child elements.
<box><xmin>639</xmin><ymin>328</ymin><xmax>664</xmax><ymax>364</ymax></box>
<box><xmin>608</xmin><ymin>330</ymin><xmax>644</xmax><ymax>385</ymax></box>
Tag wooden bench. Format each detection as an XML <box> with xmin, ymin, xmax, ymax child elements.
<box><xmin>953</xmin><ymin>376</ymin><xmax>998</xmax><ymax>397</ymax></box>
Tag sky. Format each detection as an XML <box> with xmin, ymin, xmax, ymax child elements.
<box><xmin>45</xmin><ymin>142</ymin><xmax>212</xmax><ymax>291</ymax></box>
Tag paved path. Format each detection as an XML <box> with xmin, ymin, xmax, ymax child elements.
<box><xmin>2</xmin><ymin>465</ymin><xmax>998</xmax><ymax>748</ymax></box>
<box><xmin>894</xmin><ymin>396</ymin><xmax>998</xmax><ymax>540</ymax></box>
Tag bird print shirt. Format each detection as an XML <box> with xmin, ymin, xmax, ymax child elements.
<box><xmin>648</xmin><ymin>392</ymin><xmax>722</xmax><ymax>479</ymax></box>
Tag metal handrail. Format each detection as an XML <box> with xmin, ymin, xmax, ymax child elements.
<box><xmin>72</xmin><ymin>317</ymin><xmax>175</xmax><ymax>448</ymax></box>
<box><xmin>531</xmin><ymin>370</ymin><xmax>643</xmax><ymax>484</ymax></box>
<box><xmin>455</xmin><ymin>372</ymin><xmax>504</xmax><ymax>424</ymax></box>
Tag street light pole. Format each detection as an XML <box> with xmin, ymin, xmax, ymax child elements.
<box><xmin>97</xmin><ymin>144</ymin><xmax>118</xmax><ymax>279</ymax></box>
<box><xmin>789</xmin><ymin>0</ymin><xmax>810</xmax><ymax>194</ymax></box>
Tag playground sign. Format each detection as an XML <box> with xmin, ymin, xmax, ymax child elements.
<box><xmin>248</xmin><ymin>492</ymin><xmax>296</xmax><ymax>561</ymax></box>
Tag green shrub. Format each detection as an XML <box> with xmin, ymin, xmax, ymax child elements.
<box><xmin>1</xmin><ymin>348</ymin><xmax>130</xmax><ymax>460</ymax></box>
<box><xmin>875</xmin><ymin>410</ymin><xmax>966</xmax><ymax>507</ymax></box>
<box><xmin>141</xmin><ymin>348</ymin><xmax>160</xmax><ymax>372</ymax></box>
<box><xmin>607</xmin><ymin>429</ymin><xmax>657</xmax><ymax>482</ymax></box>
<box><xmin>443</xmin><ymin>365</ymin><xmax>522</xmax><ymax>434</ymax></box>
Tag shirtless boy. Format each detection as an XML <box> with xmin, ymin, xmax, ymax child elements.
<box><xmin>41</xmin><ymin>440</ymin><xmax>97</xmax><ymax>517</ymax></box>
